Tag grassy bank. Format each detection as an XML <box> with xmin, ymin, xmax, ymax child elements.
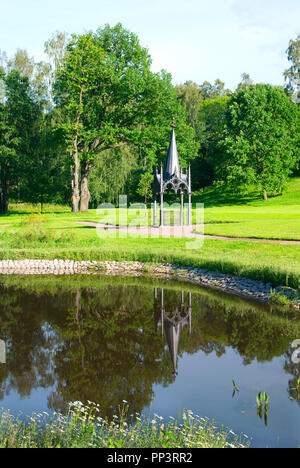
<box><xmin>0</xmin><ymin>178</ymin><xmax>299</xmax><ymax>289</ymax></box>
<box><xmin>0</xmin><ymin>234</ymin><xmax>299</xmax><ymax>289</ymax></box>
<box><xmin>0</xmin><ymin>402</ymin><xmax>248</xmax><ymax>448</ymax></box>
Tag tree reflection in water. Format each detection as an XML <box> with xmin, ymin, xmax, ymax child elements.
<box><xmin>0</xmin><ymin>340</ymin><xmax>5</xmax><ymax>364</ymax></box>
<box><xmin>0</xmin><ymin>276</ymin><xmax>299</xmax><ymax>420</ymax></box>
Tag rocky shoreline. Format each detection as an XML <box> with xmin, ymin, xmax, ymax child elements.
<box><xmin>0</xmin><ymin>259</ymin><xmax>299</xmax><ymax>309</ymax></box>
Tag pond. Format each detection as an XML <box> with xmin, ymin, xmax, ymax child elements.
<box><xmin>0</xmin><ymin>274</ymin><xmax>299</xmax><ymax>448</ymax></box>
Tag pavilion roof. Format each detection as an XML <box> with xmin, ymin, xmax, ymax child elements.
<box><xmin>163</xmin><ymin>128</ymin><xmax>180</xmax><ymax>181</ymax></box>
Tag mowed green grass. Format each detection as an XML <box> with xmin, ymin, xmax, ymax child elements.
<box><xmin>2</xmin><ymin>178</ymin><xmax>300</xmax><ymax>240</ymax></box>
<box><xmin>198</xmin><ymin>177</ymin><xmax>300</xmax><ymax>240</ymax></box>
<box><xmin>0</xmin><ymin>177</ymin><xmax>299</xmax><ymax>289</ymax></box>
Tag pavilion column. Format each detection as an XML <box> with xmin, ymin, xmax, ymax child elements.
<box><xmin>160</xmin><ymin>163</ymin><xmax>164</xmax><ymax>227</ymax></box>
<box><xmin>153</xmin><ymin>194</ymin><xmax>157</xmax><ymax>227</ymax></box>
<box><xmin>188</xmin><ymin>292</ymin><xmax>192</xmax><ymax>334</ymax></box>
<box><xmin>188</xmin><ymin>162</ymin><xmax>192</xmax><ymax>226</ymax></box>
<box><xmin>180</xmin><ymin>191</ymin><xmax>184</xmax><ymax>226</ymax></box>
<box><xmin>160</xmin><ymin>192</ymin><xmax>164</xmax><ymax>227</ymax></box>
<box><xmin>161</xmin><ymin>289</ymin><xmax>165</xmax><ymax>337</ymax></box>
<box><xmin>188</xmin><ymin>192</ymin><xmax>192</xmax><ymax>226</ymax></box>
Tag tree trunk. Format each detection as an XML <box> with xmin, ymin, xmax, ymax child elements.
<box><xmin>0</xmin><ymin>184</ymin><xmax>9</xmax><ymax>214</ymax></box>
<box><xmin>72</xmin><ymin>176</ymin><xmax>80</xmax><ymax>213</ymax></box>
<box><xmin>72</xmin><ymin>142</ymin><xmax>81</xmax><ymax>213</ymax></box>
<box><xmin>72</xmin><ymin>87</ymin><xmax>83</xmax><ymax>213</ymax></box>
<box><xmin>80</xmin><ymin>170</ymin><xmax>90</xmax><ymax>213</ymax></box>
<box><xmin>263</xmin><ymin>189</ymin><xmax>268</xmax><ymax>201</ymax></box>
<box><xmin>0</xmin><ymin>198</ymin><xmax>8</xmax><ymax>214</ymax></box>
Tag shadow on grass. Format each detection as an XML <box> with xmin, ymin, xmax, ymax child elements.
<box><xmin>193</xmin><ymin>189</ymin><xmax>261</xmax><ymax>208</ymax></box>
<box><xmin>6</xmin><ymin>210</ymin><xmax>70</xmax><ymax>216</ymax></box>
<box><xmin>73</xmin><ymin>225</ymin><xmax>97</xmax><ymax>230</ymax></box>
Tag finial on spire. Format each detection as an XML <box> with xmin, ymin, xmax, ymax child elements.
<box><xmin>171</xmin><ymin>118</ymin><xmax>176</xmax><ymax>129</ymax></box>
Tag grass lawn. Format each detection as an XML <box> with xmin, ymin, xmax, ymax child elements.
<box><xmin>0</xmin><ymin>177</ymin><xmax>299</xmax><ymax>289</ymax></box>
<box><xmin>196</xmin><ymin>177</ymin><xmax>300</xmax><ymax>240</ymax></box>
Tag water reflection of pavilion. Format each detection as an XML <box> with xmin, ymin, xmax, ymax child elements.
<box><xmin>154</xmin><ymin>289</ymin><xmax>192</xmax><ymax>375</ymax></box>
<box><xmin>0</xmin><ymin>339</ymin><xmax>5</xmax><ymax>364</ymax></box>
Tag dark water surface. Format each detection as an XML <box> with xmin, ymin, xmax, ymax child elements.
<box><xmin>0</xmin><ymin>274</ymin><xmax>300</xmax><ymax>448</ymax></box>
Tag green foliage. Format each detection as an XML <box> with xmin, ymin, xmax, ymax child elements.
<box><xmin>137</xmin><ymin>171</ymin><xmax>153</xmax><ymax>205</ymax></box>
<box><xmin>217</xmin><ymin>84</ymin><xmax>300</xmax><ymax>199</ymax></box>
<box><xmin>0</xmin><ymin>70</ymin><xmax>40</xmax><ymax>213</ymax></box>
<box><xmin>7</xmin><ymin>48</ymin><xmax>52</xmax><ymax>110</ymax></box>
<box><xmin>20</xmin><ymin>213</ymin><xmax>49</xmax><ymax>226</ymax></box>
<box><xmin>194</xmin><ymin>95</ymin><xmax>231</xmax><ymax>188</ymax></box>
<box><xmin>88</xmin><ymin>146</ymin><xmax>138</xmax><ymax>206</ymax></box>
<box><xmin>20</xmin><ymin>112</ymin><xmax>71</xmax><ymax>209</ymax></box>
<box><xmin>176</xmin><ymin>79</ymin><xmax>231</xmax><ymax>189</ymax></box>
<box><xmin>232</xmin><ymin>379</ymin><xmax>240</xmax><ymax>398</ymax></box>
<box><xmin>296</xmin><ymin>377</ymin><xmax>300</xmax><ymax>394</ymax></box>
<box><xmin>176</xmin><ymin>80</ymin><xmax>203</xmax><ymax>136</ymax></box>
<box><xmin>237</xmin><ymin>73</ymin><xmax>253</xmax><ymax>90</ymax></box>
<box><xmin>54</xmin><ymin>23</ymin><xmax>197</xmax><ymax>211</ymax></box>
<box><xmin>256</xmin><ymin>392</ymin><xmax>270</xmax><ymax>426</ymax></box>
<box><xmin>1</xmin><ymin>227</ymin><xmax>75</xmax><ymax>247</ymax></box>
<box><xmin>0</xmin><ymin>404</ymin><xmax>247</xmax><ymax>448</ymax></box>
<box><xmin>284</xmin><ymin>34</ymin><xmax>300</xmax><ymax>100</ymax></box>
<box><xmin>44</xmin><ymin>31</ymin><xmax>69</xmax><ymax>70</ymax></box>
<box><xmin>269</xmin><ymin>290</ymin><xmax>292</xmax><ymax>306</ymax></box>
<box><xmin>198</xmin><ymin>79</ymin><xmax>231</xmax><ymax>101</ymax></box>
<box><xmin>54</xmin><ymin>31</ymin><xmax>107</xmax><ymax>156</ymax></box>
<box><xmin>0</xmin><ymin>45</ymin><xmax>70</xmax><ymax>212</ymax></box>
<box><xmin>1</xmin><ymin>30</ymin><xmax>300</xmax><ymax>213</ymax></box>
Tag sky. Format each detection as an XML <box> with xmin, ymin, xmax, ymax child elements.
<box><xmin>0</xmin><ymin>0</ymin><xmax>299</xmax><ymax>90</ymax></box>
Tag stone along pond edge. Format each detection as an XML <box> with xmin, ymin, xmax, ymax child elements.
<box><xmin>0</xmin><ymin>259</ymin><xmax>299</xmax><ymax>310</ymax></box>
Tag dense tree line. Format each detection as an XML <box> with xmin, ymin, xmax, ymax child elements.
<box><xmin>176</xmin><ymin>72</ymin><xmax>300</xmax><ymax>199</ymax></box>
<box><xmin>0</xmin><ymin>41</ymin><xmax>71</xmax><ymax>213</ymax></box>
<box><xmin>0</xmin><ymin>26</ymin><xmax>299</xmax><ymax>213</ymax></box>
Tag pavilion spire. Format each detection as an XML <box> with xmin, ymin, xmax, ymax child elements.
<box><xmin>163</xmin><ymin>121</ymin><xmax>180</xmax><ymax>181</ymax></box>
<box><xmin>152</xmin><ymin>120</ymin><xmax>192</xmax><ymax>227</ymax></box>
